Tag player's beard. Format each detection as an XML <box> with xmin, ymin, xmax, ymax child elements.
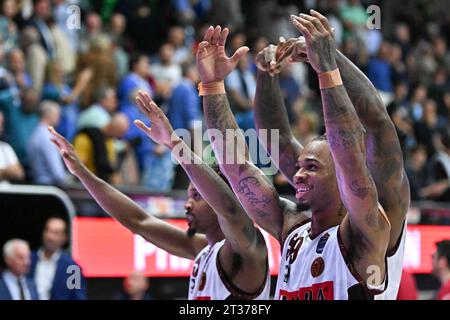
<box><xmin>296</xmin><ymin>202</ymin><xmax>311</xmax><ymax>212</ymax></box>
<box><xmin>187</xmin><ymin>226</ymin><xmax>197</xmax><ymax>238</ymax></box>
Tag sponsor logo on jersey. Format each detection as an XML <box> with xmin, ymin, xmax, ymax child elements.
<box><xmin>311</xmin><ymin>257</ymin><xmax>325</xmax><ymax>277</ymax></box>
<box><xmin>279</xmin><ymin>281</ymin><xmax>334</xmax><ymax>300</ymax></box>
<box><xmin>316</xmin><ymin>233</ymin><xmax>330</xmax><ymax>254</ymax></box>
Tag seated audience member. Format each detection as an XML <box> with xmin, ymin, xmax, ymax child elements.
<box><xmin>428</xmin><ymin>135</ymin><xmax>450</xmax><ymax>202</ymax></box>
<box><xmin>0</xmin><ymin>110</ymin><xmax>24</xmax><ymax>182</ymax></box>
<box><xmin>405</xmin><ymin>145</ymin><xmax>428</xmax><ymax>201</ymax></box>
<box><xmin>118</xmin><ymin>53</ymin><xmax>153</xmax><ymax>105</ymax></box>
<box><xmin>77</xmin><ymin>86</ymin><xmax>118</xmax><ymax>131</ymax></box>
<box><xmin>28</xmin><ymin>217</ymin><xmax>86</xmax><ymax>300</ymax></box>
<box><xmin>114</xmin><ymin>271</ymin><xmax>151</xmax><ymax>300</ymax></box>
<box><xmin>432</xmin><ymin>240</ymin><xmax>450</xmax><ymax>300</ymax></box>
<box><xmin>73</xmin><ymin>113</ymin><xmax>129</xmax><ymax>184</ymax></box>
<box><xmin>0</xmin><ymin>239</ymin><xmax>38</xmax><ymax>300</ymax></box>
<box><xmin>42</xmin><ymin>62</ymin><xmax>92</xmax><ymax>142</ymax></box>
<box><xmin>27</xmin><ymin>101</ymin><xmax>67</xmax><ymax>185</ymax></box>
<box><xmin>0</xmin><ymin>88</ymin><xmax>40</xmax><ymax>173</ymax></box>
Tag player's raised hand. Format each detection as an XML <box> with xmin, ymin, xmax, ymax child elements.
<box><xmin>290</xmin><ymin>10</ymin><xmax>337</xmax><ymax>73</ymax></box>
<box><xmin>196</xmin><ymin>25</ymin><xmax>249</xmax><ymax>84</ymax></box>
<box><xmin>255</xmin><ymin>37</ymin><xmax>308</xmax><ymax>77</ymax></box>
<box><xmin>134</xmin><ymin>91</ymin><xmax>175</xmax><ymax>148</ymax></box>
<box><xmin>255</xmin><ymin>44</ymin><xmax>280</xmax><ymax>76</ymax></box>
<box><xmin>48</xmin><ymin>126</ymin><xmax>84</xmax><ymax>176</ymax></box>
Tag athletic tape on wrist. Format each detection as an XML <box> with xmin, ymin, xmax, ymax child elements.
<box><xmin>318</xmin><ymin>69</ymin><xmax>343</xmax><ymax>90</ymax></box>
<box><xmin>198</xmin><ymin>81</ymin><xmax>225</xmax><ymax>96</ymax></box>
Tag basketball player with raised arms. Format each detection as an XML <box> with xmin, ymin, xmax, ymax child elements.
<box><xmin>253</xmin><ymin>10</ymin><xmax>409</xmax><ymax>300</ymax></box>
<box><xmin>198</xmin><ymin>18</ymin><xmax>408</xmax><ymax>300</ymax></box>
<box><xmin>48</xmin><ymin>91</ymin><xmax>270</xmax><ymax>300</ymax></box>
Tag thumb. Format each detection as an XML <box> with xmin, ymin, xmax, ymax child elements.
<box><xmin>230</xmin><ymin>46</ymin><xmax>250</xmax><ymax>64</ymax></box>
<box><xmin>134</xmin><ymin>120</ymin><xmax>151</xmax><ymax>134</ymax></box>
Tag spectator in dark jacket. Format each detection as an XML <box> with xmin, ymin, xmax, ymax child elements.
<box><xmin>27</xmin><ymin>217</ymin><xmax>87</xmax><ymax>300</ymax></box>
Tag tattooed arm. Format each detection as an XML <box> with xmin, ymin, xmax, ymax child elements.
<box><xmin>196</xmin><ymin>26</ymin><xmax>305</xmax><ymax>242</ymax></box>
<box><xmin>254</xmin><ymin>46</ymin><xmax>303</xmax><ymax>186</ymax></box>
<box><xmin>134</xmin><ymin>91</ymin><xmax>268</xmax><ymax>293</ymax></box>
<box><xmin>310</xmin><ymin>11</ymin><xmax>409</xmax><ymax>250</ymax></box>
<box><xmin>134</xmin><ymin>91</ymin><xmax>266</xmax><ymax>256</ymax></box>
<box><xmin>292</xmin><ymin>13</ymin><xmax>391</xmax><ymax>281</ymax></box>
<box><xmin>335</xmin><ymin>49</ymin><xmax>409</xmax><ymax>246</ymax></box>
<box><xmin>48</xmin><ymin>127</ymin><xmax>207</xmax><ymax>260</ymax></box>
<box><xmin>204</xmin><ymin>93</ymin><xmax>299</xmax><ymax>242</ymax></box>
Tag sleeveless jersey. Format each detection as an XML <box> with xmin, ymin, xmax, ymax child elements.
<box><xmin>188</xmin><ymin>239</ymin><xmax>271</xmax><ymax>300</ymax></box>
<box><xmin>275</xmin><ymin>219</ymin><xmax>406</xmax><ymax>300</ymax></box>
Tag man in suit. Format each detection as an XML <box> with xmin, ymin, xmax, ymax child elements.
<box><xmin>25</xmin><ymin>0</ymin><xmax>55</xmax><ymax>59</ymax></box>
<box><xmin>28</xmin><ymin>217</ymin><xmax>87</xmax><ymax>300</ymax></box>
<box><xmin>0</xmin><ymin>239</ymin><xmax>39</xmax><ymax>300</ymax></box>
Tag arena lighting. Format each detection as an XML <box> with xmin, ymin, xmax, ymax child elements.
<box><xmin>72</xmin><ymin>218</ymin><xmax>449</xmax><ymax>277</ymax></box>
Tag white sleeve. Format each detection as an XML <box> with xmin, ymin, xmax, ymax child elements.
<box><xmin>0</xmin><ymin>143</ymin><xmax>19</xmax><ymax>168</ymax></box>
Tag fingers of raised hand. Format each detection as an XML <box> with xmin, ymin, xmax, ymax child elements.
<box><xmin>291</xmin><ymin>16</ymin><xmax>312</xmax><ymax>40</ymax></box>
<box><xmin>210</xmin><ymin>25</ymin><xmax>222</xmax><ymax>45</ymax></box>
<box><xmin>134</xmin><ymin>120</ymin><xmax>151</xmax><ymax>134</ymax></box>
<box><xmin>218</xmin><ymin>27</ymin><xmax>229</xmax><ymax>47</ymax></box>
<box><xmin>309</xmin><ymin>9</ymin><xmax>333</xmax><ymax>34</ymax></box>
<box><xmin>204</xmin><ymin>26</ymin><xmax>214</xmax><ymax>42</ymax></box>
<box><xmin>230</xmin><ymin>46</ymin><xmax>250</xmax><ymax>64</ymax></box>
<box><xmin>299</xmin><ymin>13</ymin><xmax>326</xmax><ymax>33</ymax></box>
<box><xmin>48</xmin><ymin>126</ymin><xmax>71</xmax><ymax>148</ymax></box>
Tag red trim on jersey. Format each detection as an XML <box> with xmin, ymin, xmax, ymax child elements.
<box><xmin>216</xmin><ymin>248</ymin><xmax>269</xmax><ymax>300</ymax></box>
<box><xmin>387</xmin><ymin>219</ymin><xmax>406</xmax><ymax>258</ymax></box>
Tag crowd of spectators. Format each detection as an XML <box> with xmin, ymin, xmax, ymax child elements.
<box><xmin>0</xmin><ymin>0</ymin><xmax>448</xmax><ymax>204</ymax></box>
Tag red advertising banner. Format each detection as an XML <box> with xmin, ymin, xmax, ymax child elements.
<box><xmin>72</xmin><ymin>217</ymin><xmax>280</xmax><ymax>278</ymax></box>
<box><xmin>72</xmin><ymin>217</ymin><xmax>450</xmax><ymax>277</ymax></box>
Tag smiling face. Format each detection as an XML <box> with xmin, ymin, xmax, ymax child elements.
<box><xmin>184</xmin><ymin>183</ymin><xmax>218</xmax><ymax>237</ymax></box>
<box><xmin>293</xmin><ymin>138</ymin><xmax>340</xmax><ymax>212</ymax></box>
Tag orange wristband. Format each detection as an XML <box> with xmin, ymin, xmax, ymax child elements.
<box><xmin>318</xmin><ymin>69</ymin><xmax>343</xmax><ymax>90</ymax></box>
<box><xmin>198</xmin><ymin>81</ymin><xmax>225</xmax><ymax>96</ymax></box>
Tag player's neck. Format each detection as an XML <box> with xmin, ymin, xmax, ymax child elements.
<box><xmin>310</xmin><ymin>215</ymin><xmax>342</xmax><ymax>239</ymax></box>
<box><xmin>205</xmin><ymin>224</ymin><xmax>225</xmax><ymax>246</ymax></box>
<box><xmin>310</xmin><ymin>205</ymin><xmax>344</xmax><ymax>239</ymax></box>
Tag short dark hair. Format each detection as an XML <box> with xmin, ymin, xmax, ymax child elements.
<box><xmin>129</xmin><ymin>52</ymin><xmax>147</xmax><ymax>71</ymax></box>
<box><xmin>436</xmin><ymin>240</ymin><xmax>450</xmax><ymax>269</ymax></box>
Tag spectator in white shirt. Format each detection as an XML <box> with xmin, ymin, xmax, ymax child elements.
<box><xmin>0</xmin><ymin>110</ymin><xmax>25</xmax><ymax>182</ymax></box>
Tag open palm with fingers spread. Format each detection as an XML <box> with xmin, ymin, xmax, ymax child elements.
<box><xmin>133</xmin><ymin>91</ymin><xmax>176</xmax><ymax>148</ymax></box>
<box><xmin>48</xmin><ymin>126</ymin><xmax>84</xmax><ymax>175</ymax></box>
<box><xmin>196</xmin><ymin>25</ymin><xmax>249</xmax><ymax>84</ymax></box>
<box><xmin>290</xmin><ymin>10</ymin><xmax>337</xmax><ymax>73</ymax></box>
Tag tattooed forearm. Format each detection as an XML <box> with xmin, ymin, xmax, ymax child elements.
<box><xmin>237</xmin><ymin>177</ymin><xmax>271</xmax><ymax>208</ymax></box>
<box><xmin>254</xmin><ymin>73</ymin><xmax>292</xmax><ymax>135</ymax></box>
<box><xmin>204</xmin><ymin>94</ymin><xmax>239</xmax><ymax>133</ymax></box>
<box><xmin>254</xmin><ymin>71</ymin><xmax>303</xmax><ymax>184</ymax></box>
<box><xmin>336</xmin><ymin>51</ymin><xmax>383</xmax><ymax>119</ymax></box>
<box><xmin>328</xmin><ymin>128</ymin><xmax>364</xmax><ymax>150</ymax></box>
<box><xmin>349</xmin><ymin>180</ymin><xmax>370</xmax><ymax>200</ymax></box>
<box><xmin>337</xmin><ymin>50</ymin><xmax>409</xmax><ymax>224</ymax></box>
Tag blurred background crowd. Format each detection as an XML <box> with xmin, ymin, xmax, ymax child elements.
<box><xmin>0</xmin><ymin>0</ymin><xmax>450</xmax><ymax>300</ymax></box>
<box><xmin>0</xmin><ymin>0</ymin><xmax>449</xmax><ymax>204</ymax></box>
